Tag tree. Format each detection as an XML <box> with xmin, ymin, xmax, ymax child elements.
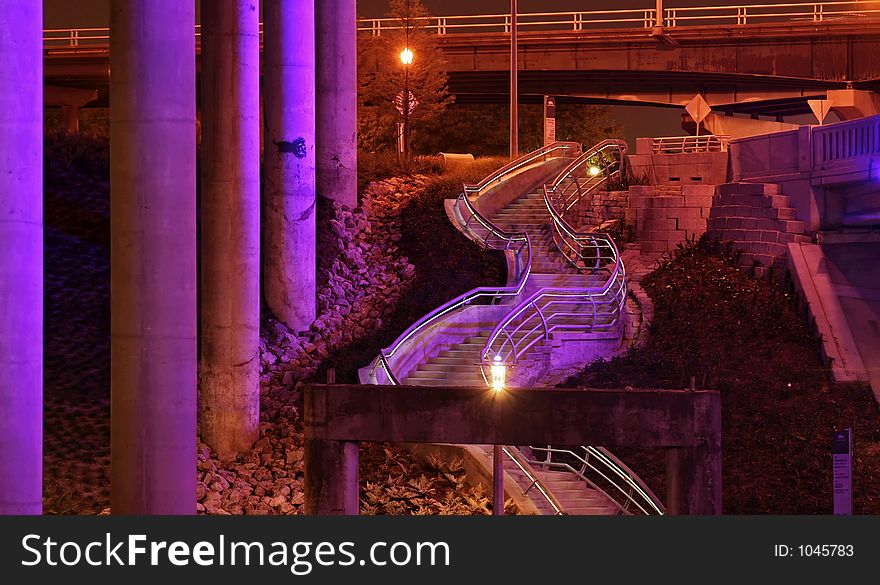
<box><xmin>358</xmin><ymin>0</ymin><xmax>453</xmax><ymax>154</ymax></box>
<box><xmin>416</xmin><ymin>102</ymin><xmax>624</xmax><ymax>157</ymax></box>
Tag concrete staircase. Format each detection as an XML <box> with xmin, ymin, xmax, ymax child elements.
<box><xmin>501</xmin><ymin>456</ymin><xmax>620</xmax><ymax>515</ymax></box>
<box><xmin>404</xmin><ymin>183</ymin><xmax>627</xmax><ymax>515</ymax></box>
<box><xmin>707</xmin><ymin>182</ymin><xmax>811</xmax><ymax>276</ymax></box>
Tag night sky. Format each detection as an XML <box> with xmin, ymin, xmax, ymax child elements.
<box><xmin>42</xmin><ymin>0</ymin><xmax>807</xmax><ymax>143</ymax></box>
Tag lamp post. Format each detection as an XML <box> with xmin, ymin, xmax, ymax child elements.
<box><xmin>491</xmin><ymin>355</ymin><xmax>507</xmax><ymax>515</ymax></box>
<box><xmin>399</xmin><ymin>47</ymin><xmax>414</xmax><ymax>165</ymax></box>
<box><xmin>509</xmin><ymin>0</ymin><xmax>518</xmax><ymax>159</ymax></box>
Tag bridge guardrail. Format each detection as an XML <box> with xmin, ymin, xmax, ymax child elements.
<box><xmin>43</xmin><ymin>2</ymin><xmax>880</xmax><ymax>49</ymax></box>
<box><xmin>652</xmin><ymin>135</ymin><xmax>731</xmax><ymax>155</ymax></box>
<box><xmin>812</xmin><ymin>114</ymin><xmax>880</xmax><ymax>164</ymax></box>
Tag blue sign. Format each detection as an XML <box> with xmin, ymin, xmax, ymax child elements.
<box><xmin>832</xmin><ymin>429</ymin><xmax>852</xmax><ymax>515</ymax></box>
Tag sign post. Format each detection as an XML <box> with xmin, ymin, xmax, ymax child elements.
<box><xmin>808</xmin><ymin>99</ymin><xmax>831</xmax><ymax>125</ymax></box>
<box><xmin>543</xmin><ymin>95</ymin><xmax>556</xmax><ymax>146</ymax></box>
<box><xmin>832</xmin><ymin>428</ymin><xmax>852</xmax><ymax>515</ymax></box>
<box><xmin>685</xmin><ymin>94</ymin><xmax>711</xmax><ymax>137</ymax></box>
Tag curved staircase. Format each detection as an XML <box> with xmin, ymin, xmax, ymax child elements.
<box><xmin>361</xmin><ymin>142</ymin><xmax>664</xmax><ymax>515</ymax></box>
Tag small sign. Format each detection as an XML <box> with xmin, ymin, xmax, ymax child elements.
<box><xmin>685</xmin><ymin>94</ymin><xmax>711</xmax><ymax>136</ymax></box>
<box><xmin>543</xmin><ymin>95</ymin><xmax>556</xmax><ymax>145</ymax></box>
<box><xmin>808</xmin><ymin>99</ymin><xmax>831</xmax><ymax>125</ymax></box>
<box><xmin>832</xmin><ymin>428</ymin><xmax>852</xmax><ymax>515</ymax></box>
<box><xmin>394</xmin><ymin>90</ymin><xmax>418</xmax><ymax>116</ymax></box>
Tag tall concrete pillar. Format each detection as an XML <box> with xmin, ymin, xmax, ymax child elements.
<box><xmin>199</xmin><ymin>0</ymin><xmax>261</xmax><ymax>459</ymax></box>
<box><xmin>316</xmin><ymin>0</ymin><xmax>358</xmax><ymax>208</ymax></box>
<box><xmin>110</xmin><ymin>0</ymin><xmax>197</xmax><ymax>514</ymax></box>
<box><xmin>0</xmin><ymin>1</ymin><xmax>42</xmax><ymax>516</ymax></box>
<box><xmin>264</xmin><ymin>0</ymin><xmax>317</xmax><ymax>331</ymax></box>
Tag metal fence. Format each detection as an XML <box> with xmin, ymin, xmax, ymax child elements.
<box><xmin>43</xmin><ymin>2</ymin><xmax>880</xmax><ymax>48</ymax></box>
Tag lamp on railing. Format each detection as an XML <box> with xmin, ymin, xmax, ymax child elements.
<box><xmin>490</xmin><ymin>354</ymin><xmax>506</xmax><ymax>393</ymax></box>
<box><xmin>589</xmin><ymin>165</ymin><xmax>601</xmax><ymax>177</ymax></box>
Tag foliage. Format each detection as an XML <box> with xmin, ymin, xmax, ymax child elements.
<box><xmin>416</xmin><ymin>102</ymin><xmax>624</xmax><ymax>157</ymax></box>
<box><xmin>604</xmin><ymin>166</ymin><xmax>654</xmax><ymax>191</ymax></box>
<box><xmin>357</xmin><ymin>151</ymin><xmax>444</xmax><ymax>193</ymax></box>
<box><xmin>319</xmin><ymin>158</ymin><xmax>508</xmax><ymax>383</ymax></box>
<box><xmin>361</xmin><ymin>444</ymin><xmax>516</xmax><ymax>515</ymax></box>
<box><xmin>561</xmin><ymin>238</ymin><xmax>880</xmax><ymax>513</ymax></box>
<box><xmin>358</xmin><ymin>0</ymin><xmax>454</xmax><ymax>153</ymax></box>
<box><xmin>44</xmin><ymin>129</ymin><xmax>109</xmax><ymax>177</ymax></box>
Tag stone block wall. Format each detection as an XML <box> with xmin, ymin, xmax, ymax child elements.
<box><xmin>625</xmin><ymin>184</ymin><xmax>715</xmax><ymax>254</ymax></box>
<box><xmin>707</xmin><ymin>182</ymin><xmax>812</xmax><ymax>276</ymax></box>
<box><xmin>577</xmin><ymin>189</ymin><xmax>628</xmax><ymax>228</ymax></box>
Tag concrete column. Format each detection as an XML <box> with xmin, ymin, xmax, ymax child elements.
<box><xmin>0</xmin><ymin>1</ymin><xmax>42</xmax><ymax>516</ymax></box>
<box><xmin>264</xmin><ymin>0</ymin><xmax>317</xmax><ymax>331</ymax></box>
<box><xmin>60</xmin><ymin>105</ymin><xmax>80</xmax><ymax>133</ymax></box>
<box><xmin>199</xmin><ymin>0</ymin><xmax>261</xmax><ymax>459</ymax></box>
<box><xmin>110</xmin><ymin>0</ymin><xmax>197</xmax><ymax>514</ymax></box>
<box><xmin>304</xmin><ymin>439</ymin><xmax>359</xmax><ymax>515</ymax></box>
<box><xmin>316</xmin><ymin>0</ymin><xmax>358</xmax><ymax>208</ymax></box>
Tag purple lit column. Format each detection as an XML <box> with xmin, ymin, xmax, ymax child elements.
<box><xmin>199</xmin><ymin>1</ymin><xmax>260</xmax><ymax>459</ymax></box>
<box><xmin>317</xmin><ymin>0</ymin><xmax>358</xmax><ymax>208</ymax></box>
<box><xmin>110</xmin><ymin>0</ymin><xmax>197</xmax><ymax>514</ymax></box>
<box><xmin>264</xmin><ymin>0</ymin><xmax>317</xmax><ymax>332</ymax></box>
<box><xmin>0</xmin><ymin>1</ymin><xmax>42</xmax><ymax>516</ymax></box>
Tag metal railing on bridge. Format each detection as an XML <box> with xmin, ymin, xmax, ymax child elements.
<box><xmin>652</xmin><ymin>135</ymin><xmax>731</xmax><ymax>155</ymax></box>
<box><xmin>43</xmin><ymin>2</ymin><xmax>880</xmax><ymax>49</ymax></box>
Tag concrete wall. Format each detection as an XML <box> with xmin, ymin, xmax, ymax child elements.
<box><xmin>729</xmin><ymin>126</ymin><xmax>822</xmax><ymax>232</ymax></box>
<box><xmin>630</xmin><ymin>146</ymin><xmax>728</xmax><ymax>186</ymax></box>
<box><xmin>626</xmin><ymin>185</ymin><xmax>715</xmax><ymax>254</ymax></box>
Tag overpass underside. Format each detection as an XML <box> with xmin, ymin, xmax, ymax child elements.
<box><xmin>46</xmin><ymin>21</ymin><xmax>880</xmax><ymax>118</ymax></box>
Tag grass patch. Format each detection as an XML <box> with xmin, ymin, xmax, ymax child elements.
<box><xmin>562</xmin><ymin>239</ymin><xmax>880</xmax><ymax>514</ymax></box>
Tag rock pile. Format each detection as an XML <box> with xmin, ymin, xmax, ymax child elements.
<box><xmin>198</xmin><ymin>176</ymin><xmax>429</xmax><ymax>515</ymax></box>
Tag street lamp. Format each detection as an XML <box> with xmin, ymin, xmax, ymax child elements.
<box><xmin>399</xmin><ymin>47</ymin><xmax>414</xmax><ymax>165</ymax></box>
<box><xmin>490</xmin><ymin>355</ymin><xmax>507</xmax><ymax>516</ymax></box>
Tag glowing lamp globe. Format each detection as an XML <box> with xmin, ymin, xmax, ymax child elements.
<box><xmin>490</xmin><ymin>355</ymin><xmax>506</xmax><ymax>393</ymax></box>
<box><xmin>400</xmin><ymin>47</ymin><xmax>414</xmax><ymax>65</ymax></box>
<box><xmin>589</xmin><ymin>165</ymin><xmax>601</xmax><ymax>176</ymax></box>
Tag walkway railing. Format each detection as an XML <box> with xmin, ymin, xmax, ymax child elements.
<box><xmin>43</xmin><ymin>3</ymin><xmax>880</xmax><ymax>49</ymax></box>
<box><xmin>652</xmin><ymin>134</ymin><xmax>731</xmax><ymax>154</ymax></box>
<box><xmin>480</xmin><ymin>242</ymin><xmax>626</xmax><ymax>374</ymax></box>
<box><xmin>529</xmin><ymin>445</ymin><xmax>666</xmax><ymax>515</ymax></box>
<box><xmin>480</xmin><ymin>140</ymin><xmax>628</xmax><ymax>378</ymax></box>
<box><xmin>544</xmin><ymin>139</ymin><xmax>627</xmax><ymax>268</ymax></box>
<box><xmin>813</xmin><ymin>114</ymin><xmax>880</xmax><ymax>164</ymax></box>
<box><xmin>502</xmin><ymin>446</ymin><xmax>567</xmax><ymax>515</ymax></box>
<box><xmin>365</xmin><ymin>143</ymin><xmax>579</xmax><ymax>385</ymax></box>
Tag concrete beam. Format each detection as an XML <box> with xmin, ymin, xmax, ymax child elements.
<box><xmin>0</xmin><ymin>0</ymin><xmax>42</xmax><ymax>516</ymax></box>
<box><xmin>304</xmin><ymin>385</ymin><xmax>722</xmax><ymax>515</ymax></box>
<box><xmin>264</xmin><ymin>0</ymin><xmax>317</xmax><ymax>332</ymax></box>
<box><xmin>306</xmin><ymin>385</ymin><xmax>719</xmax><ymax>447</ymax></box>
<box><xmin>110</xmin><ymin>0</ymin><xmax>197</xmax><ymax>515</ymax></box>
<box><xmin>44</xmin><ymin>85</ymin><xmax>99</xmax><ymax>107</ymax></box>
<box><xmin>693</xmin><ymin>113</ymin><xmax>798</xmax><ymax>139</ymax></box>
<box><xmin>199</xmin><ymin>0</ymin><xmax>261</xmax><ymax>459</ymax></box>
<box><xmin>826</xmin><ymin>89</ymin><xmax>880</xmax><ymax>121</ymax></box>
<box><xmin>316</xmin><ymin>0</ymin><xmax>357</xmax><ymax>208</ymax></box>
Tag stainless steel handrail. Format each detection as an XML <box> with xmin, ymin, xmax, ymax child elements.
<box><xmin>501</xmin><ymin>446</ymin><xmax>568</xmax><ymax>515</ymax></box>
<box><xmin>529</xmin><ymin>445</ymin><xmax>666</xmax><ymax>515</ymax></box>
<box><xmin>365</xmin><ymin>143</ymin><xmax>579</xmax><ymax>385</ymax></box>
